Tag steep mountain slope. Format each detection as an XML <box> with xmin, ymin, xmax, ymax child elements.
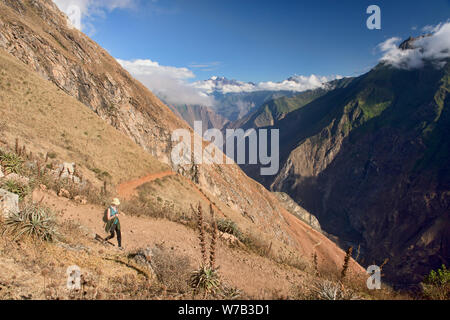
<box><xmin>0</xmin><ymin>0</ymin><xmax>363</xmax><ymax>278</ymax></box>
<box><xmin>243</xmin><ymin>56</ymin><xmax>450</xmax><ymax>286</ymax></box>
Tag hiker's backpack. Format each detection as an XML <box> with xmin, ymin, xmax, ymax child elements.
<box><xmin>102</xmin><ymin>207</ymin><xmax>110</xmax><ymax>223</ymax></box>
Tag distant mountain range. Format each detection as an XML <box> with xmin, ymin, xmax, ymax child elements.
<box><xmin>171</xmin><ymin>75</ymin><xmax>341</xmax><ymax>130</ymax></box>
<box><xmin>227</xmin><ymin>77</ymin><xmax>355</xmax><ymax>130</ymax></box>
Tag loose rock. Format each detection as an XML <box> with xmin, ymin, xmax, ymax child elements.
<box><xmin>0</xmin><ymin>188</ymin><xmax>19</xmax><ymax>218</ymax></box>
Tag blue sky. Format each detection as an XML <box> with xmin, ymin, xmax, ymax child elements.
<box><xmin>82</xmin><ymin>0</ymin><xmax>450</xmax><ymax>81</ymax></box>
<box><xmin>54</xmin><ymin>0</ymin><xmax>450</xmax><ymax>105</ymax></box>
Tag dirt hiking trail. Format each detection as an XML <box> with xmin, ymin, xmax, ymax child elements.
<box><xmin>117</xmin><ymin>171</ymin><xmax>175</xmax><ymax>200</ymax></box>
<box><xmin>117</xmin><ymin>171</ymin><xmax>227</xmax><ymax>217</ymax></box>
<box><xmin>115</xmin><ymin>171</ymin><xmax>363</xmax><ymax>275</ymax></box>
<box><xmin>32</xmin><ymin>189</ymin><xmax>312</xmax><ymax>298</ymax></box>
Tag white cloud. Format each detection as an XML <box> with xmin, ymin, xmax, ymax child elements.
<box><xmin>257</xmin><ymin>75</ymin><xmax>342</xmax><ymax>92</ymax></box>
<box><xmin>117</xmin><ymin>59</ymin><xmax>215</xmax><ymax>106</ymax></box>
<box><xmin>193</xmin><ymin>74</ymin><xmax>342</xmax><ymax>94</ymax></box>
<box><xmin>53</xmin><ymin>0</ymin><xmax>135</xmax><ymax>32</ymax></box>
<box><xmin>379</xmin><ymin>21</ymin><xmax>450</xmax><ymax>69</ymax></box>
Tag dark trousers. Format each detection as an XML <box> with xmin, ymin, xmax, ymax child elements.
<box><xmin>105</xmin><ymin>223</ymin><xmax>121</xmax><ymax>247</ymax></box>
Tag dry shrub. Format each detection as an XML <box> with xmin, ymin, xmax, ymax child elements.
<box><xmin>105</xmin><ymin>274</ymin><xmax>156</xmax><ymax>300</ymax></box>
<box><xmin>150</xmin><ymin>245</ymin><xmax>192</xmax><ymax>293</ymax></box>
<box><xmin>276</xmin><ymin>251</ymin><xmax>308</xmax><ymax>271</ymax></box>
<box><xmin>0</xmin><ymin>120</ymin><xmax>7</xmax><ymax>134</ymax></box>
<box><xmin>120</xmin><ymin>196</ymin><xmax>192</xmax><ymax>227</ymax></box>
<box><xmin>240</xmin><ymin>231</ymin><xmax>271</xmax><ymax>256</ymax></box>
<box><xmin>43</xmin><ymin>176</ymin><xmax>109</xmax><ymax>206</ymax></box>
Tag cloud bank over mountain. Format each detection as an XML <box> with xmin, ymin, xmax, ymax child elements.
<box><xmin>117</xmin><ymin>57</ymin><xmax>342</xmax><ymax>107</ymax></box>
<box><xmin>117</xmin><ymin>59</ymin><xmax>215</xmax><ymax>107</ymax></box>
<box><xmin>379</xmin><ymin>21</ymin><xmax>450</xmax><ymax>69</ymax></box>
<box><xmin>193</xmin><ymin>75</ymin><xmax>343</xmax><ymax>94</ymax></box>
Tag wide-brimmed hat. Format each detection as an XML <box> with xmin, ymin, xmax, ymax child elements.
<box><xmin>111</xmin><ymin>198</ymin><xmax>121</xmax><ymax>206</ymax></box>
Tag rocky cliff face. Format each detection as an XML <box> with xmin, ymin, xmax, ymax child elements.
<box><xmin>273</xmin><ymin>192</ymin><xmax>321</xmax><ymax>231</ymax></box>
<box><xmin>242</xmin><ymin>57</ymin><xmax>450</xmax><ymax>286</ymax></box>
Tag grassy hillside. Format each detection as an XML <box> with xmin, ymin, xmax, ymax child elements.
<box><xmin>0</xmin><ymin>49</ymin><xmax>169</xmax><ymax>185</ymax></box>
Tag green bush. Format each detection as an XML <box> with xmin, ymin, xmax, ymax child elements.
<box><xmin>216</xmin><ymin>218</ymin><xmax>242</xmax><ymax>238</ymax></box>
<box><xmin>90</xmin><ymin>167</ymin><xmax>111</xmax><ymax>181</ymax></box>
<box><xmin>422</xmin><ymin>265</ymin><xmax>450</xmax><ymax>300</ymax></box>
<box><xmin>2</xmin><ymin>203</ymin><xmax>58</xmax><ymax>242</ymax></box>
<box><xmin>46</xmin><ymin>151</ymin><xmax>57</xmax><ymax>159</ymax></box>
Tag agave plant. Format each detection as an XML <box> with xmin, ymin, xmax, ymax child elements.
<box><xmin>220</xmin><ymin>284</ymin><xmax>242</xmax><ymax>300</ymax></box>
<box><xmin>190</xmin><ymin>266</ymin><xmax>221</xmax><ymax>297</ymax></box>
<box><xmin>3</xmin><ymin>203</ymin><xmax>58</xmax><ymax>242</ymax></box>
<box><xmin>310</xmin><ymin>279</ymin><xmax>360</xmax><ymax>300</ymax></box>
<box><xmin>0</xmin><ymin>151</ymin><xmax>24</xmax><ymax>175</ymax></box>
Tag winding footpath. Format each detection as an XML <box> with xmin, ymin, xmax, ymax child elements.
<box><xmin>117</xmin><ymin>170</ymin><xmax>226</xmax><ymax>217</ymax></box>
<box><xmin>116</xmin><ymin>171</ymin><xmax>175</xmax><ymax>200</ymax></box>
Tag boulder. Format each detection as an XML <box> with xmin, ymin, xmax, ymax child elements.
<box><xmin>58</xmin><ymin>188</ymin><xmax>70</xmax><ymax>198</ymax></box>
<box><xmin>0</xmin><ymin>166</ymin><xmax>4</xmax><ymax>179</ymax></box>
<box><xmin>220</xmin><ymin>232</ymin><xmax>244</xmax><ymax>248</ymax></box>
<box><xmin>0</xmin><ymin>188</ymin><xmax>19</xmax><ymax>218</ymax></box>
<box><xmin>53</xmin><ymin>162</ymin><xmax>82</xmax><ymax>184</ymax></box>
<box><xmin>58</xmin><ymin>162</ymin><xmax>75</xmax><ymax>178</ymax></box>
<box><xmin>74</xmin><ymin>195</ymin><xmax>87</xmax><ymax>205</ymax></box>
<box><xmin>127</xmin><ymin>247</ymin><xmax>157</xmax><ymax>280</ymax></box>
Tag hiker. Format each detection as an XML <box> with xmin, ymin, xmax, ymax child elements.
<box><xmin>104</xmin><ymin>198</ymin><xmax>124</xmax><ymax>250</ymax></box>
